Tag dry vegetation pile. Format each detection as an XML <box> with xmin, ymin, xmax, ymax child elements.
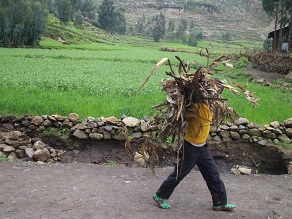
<box><xmin>133</xmin><ymin>55</ymin><xmax>260</xmax><ymax>172</ymax></box>
<box><xmin>250</xmin><ymin>51</ymin><xmax>292</xmax><ymax>75</ymax></box>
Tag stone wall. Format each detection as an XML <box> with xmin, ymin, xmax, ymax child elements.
<box><xmin>0</xmin><ymin>114</ymin><xmax>291</xmax><ymax>172</ymax></box>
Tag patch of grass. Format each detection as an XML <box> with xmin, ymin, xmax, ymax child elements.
<box><xmin>108</xmin><ymin>160</ymin><xmax>117</xmax><ymax>166</ymax></box>
<box><xmin>211</xmin><ymin>66</ymin><xmax>292</xmax><ymax>125</ymax></box>
<box><xmin>275</xmin><ymin>142</ymin><xmax>292</xmax><ymax>149</ymax></box>
<box><xmin>0</xmin><ymin>157</ymin><xmax>9</xmax><ymax>162</ymax></box>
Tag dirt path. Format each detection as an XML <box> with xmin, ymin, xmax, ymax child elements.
<box><xmin>246</xmin><ymin>69</ymin><xmax>285</xmax><ymax>83</ymax></box>
<box><xmin>0</xmin><ymin>161</ymin><xmax>291</xmax><ymax>219</ymax></box>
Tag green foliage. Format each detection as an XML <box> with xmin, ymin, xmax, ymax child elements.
<box><xmin>80</xmin><ymin>0</ymin><xmax>96</xmax><ymax>20</ymax></box>
<box><xmin>167</xmin><ymin>18</ymin><xmax>175</xmax><ymax>32</ymax></box>
<box><xmin>0</xmin><ymin>0</ymin><xmax>48</xmax><ymax>47</ymax></box>
<box><xmin>56</xmin><ymin>0</ymin><xmax>72</xmax><ymax>24</ymax></box>
<box><xmin>235</xmin><ymin>57</ymin><xmax>249</xmax><ymax>69</ymax></box>
<box><xmin>97</xmin><ymin>0</ymin><xmax>126</xmax><ymax>34</ymax></box>
<box><xmin>74</xmin><ymin>10</ymin><xmax>84</xmax><ymax>27</ymax></box>
<box><xmin>152</xmin><ymin>12</ymin><xmax>166</xmax><ymax>42</ymax></box>
<box><xmin>108</xmin><ymin>160</ymin><xmax>117</xmax><ymax>166</ymax></box>
<box><xmin>275</xmin><ymin>142</ymin><xmax>292</xmax><ymax>149</ymax></box>
<box><xmin>222</xmin><ymin>31</ymin><xmax>231</xmax><ymax>41</ymax></box>
<box><xmin>263</xmin><ymin>38</ymin><xmax>273</xmax><ymax>52</ymax></box>
<box><xmin>0</xmin><ymin>157</ymin><xmax>9</xmax><ymax>162</ymax></box>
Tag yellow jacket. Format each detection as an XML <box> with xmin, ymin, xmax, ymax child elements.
<box><xmin>184</xmin><ymin>103</ymin><xmax>213</xmax><ymax>145</ymax></box>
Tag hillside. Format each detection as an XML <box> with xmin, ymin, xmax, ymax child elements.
<box><xmin>95</xmin><ymin>0</ymin><xmax>273</xmax><ymax>40</ymax></box>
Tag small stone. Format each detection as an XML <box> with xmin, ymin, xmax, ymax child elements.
<box><xmin>248</xmin><ymin>129</ymin><xmax>262</xmax><ymax>137</ymax></box>
<box><xmin>238</xmin><ymin>166</ymin><xmax>252</xmax><ymax>175</ymax></box>
<box><xmin>4</xmin><ymin>146</ymin><xmax>15</xmax><ymax>153</ymax></box>
<box><xmin>257</xmin><ymin>140</ymin><xmax>267</xmax><ymax>146</ymax></box>
<box><xmin>68</xmin><ymin>113</ymin><xmax>79</xmax><ymax>121</ymax></box>
<box><xmin>73</xmin><ymin>130</ymin><xmax>89</xmax><ymax>139</ymax></box>
<box><xmin>283</xmin><ymin>118</ymin><xmax>292</xmax><ymax>128</ymax></box>
<box><xmin>285</xmin><ymin>128</ymin><xmax>292</xmax><ymax>137</ymax></box>
<box><xmin>31</xmin><ymin>116</ymin><xmax>44</xmax><ymax>126</ymax></box>
<box><xmin>122</xmin><ymin>117</ymin><xmax>140</xmax><ymax>127</ymax></box>
<box><xmin>9</xmin><ymin>131</ymin><xmax>22</xmax><ymax>140</ymax></box>
<box><xmin>212</xmin><ymin>135</ymin><xmax>221</xmax><ymax>141</ymax></box>
<box><xmin>235</xmin><ymin>118</ymin><xmax>249</xmax><ymax>126</ymax></box>
<box><xmin>241</xmin><ymin>134</ymin><xmax>250</xmax><ymax>140</ymax></box>
<box><xmin>219</xmin><ymin>131</ymin><xmax>230</xmax><ymax>138</ymax></box>
<box><xmin>73</xmin><ymin>123</ymin><xmax>87</xmax><ymax>130</ymax></box>
<box><xmin>25</xmin><ymin>148</ymin><xmax>34</xmax><ymax>159</ymax></box>
<box><xmin>0</xmin><ymin>151</ymin><xmax>6</xmax><ymax>157</ymax></box>
<box><xmin>230</xmin><ymin>131</ymin><xmax>240</xmax><ymax>140</ymax></box>
<box><xmin>131</xmin><ymin>132</ymin><xmax>143</xmax><ymax>139</ymax></box>
<box><xmin>270</xmin><ymin>121</ymin><xmax>280</xmax><ymax>128</ymax></box>
<box><xmin>102</xmin><ymin>131</ymin><xmax>111</xmax><ymax>140</ymax></box>
<box><xmin>106</xmin><ymin>116</ymin><xmax>120</xmax><ymax>125</ymax></box>
<box><xmin>16</xmin><ymin>149</ymin><xmax>26</xmax><ymax>158</ymax></box>
<box><xmin>89</xmin><ymin>133</ymin><xmax>103</xmax><ymax>140</ymax></box>
<box><xmin>33</xmin><ymin>148</ymin><xmax>51</xmax><ymax>162</ymax></box>
<box><xmin>219</xmin><ymin>125</ymin><xmax>229</xmax><ymax>130</ymax></box>
<box><xmin>278</xmin><ymin>134</ymin><xmax>291</xmax><ymax>144</ymax></box>
<box><xmin>230</xmin><ymin>165</ymin><xmax>241</xmax><ymax>175</ymax></box>
<box><xmin>8</xmin><ymin>152</ymin><xmax>17</xmax><ymax>161</ymax></box>
<box><xmin>33</xmin><ymin>141</ymin><xmax>46</xmax><ymax>150</ymax></box>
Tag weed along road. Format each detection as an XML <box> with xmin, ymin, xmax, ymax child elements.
<box><xmin>0</xmin><ymin>161</ymin><xmax>291</xmax><ymax>219</ymax></box>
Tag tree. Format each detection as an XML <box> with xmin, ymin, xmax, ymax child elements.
<box><xmin>262</xmin><ymin>0</ymin><xmax>292</xmax><ymax>52</ymax></box>
<box><xmin>57</xmin><ymin>0</ymin><xmax>72</xmax><ymax>24</ymax></box>
<box><xmin>136</xmin><ymin>14</ymin><xmax>146</xmax><ymax>34</ymax></box>
<box><xmin>0</xmin><ymin>0</ymin><xmax>48</xmax><ymax>47</ymax></box>
<box><xmin>112</xmin><ymin>7</ymin><xmax>126</xmax><ymax>34</ymax></box>
<box><xmin>167</xmin><ymin>18</ymin><xmax>175</xmax><ymax>32</ymax></box>
<box><xmin>27</xmin><ymin>1</ymin><xmax>48</xmax><ymax>46</ymax></box>
<box><xmin>80</xmin><ymin>0</ymin><xmax>96</xmax><ymax>20</ymax></box>
<box><xmin>152</xmin><ymin>12</ymin><xmax>166</xmax><ymax>42</ymax></box>
<box><xmin>97</xmin><ymin>0</ymin><xmax>126</xmax><ymax>34</ymax></box>
<box><xmin>176</xmin><ymin>20</ymin><xmax>186</xmax><ymax>40</ymax></box>
<box><xmin>283</xmin><ymin>0</ymin><xmax>292</xmax><ymax>51</ymax></box>
<box><xmin>222</xmin><ymin>32</ymin><xmax>231</xmax><ymax>41</ymax></box>
<box><xmin>187</xmin><ymin>32</ymin><xmax>198</xmax><ymax>47</ymax></box>
<box><xmin>74</xmin><ymin>10</ymin><xmax>84</xmax><ymax>27</ymax></box>
<box><xmin>196</xmin><ymin>32</ymin><xmax>203</xmax><ymax>40</ymax></box>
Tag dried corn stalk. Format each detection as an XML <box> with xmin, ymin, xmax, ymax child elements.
<box><xmin>134</xmin><ymin>55</ymin><xmax>260</xmax><ymax>172</ymax></box>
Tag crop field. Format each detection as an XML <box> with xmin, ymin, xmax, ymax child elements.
<box><xmin>0</xmin><ymin>40</ymin><xmax>291</xmax><ymax>125</ymax></box>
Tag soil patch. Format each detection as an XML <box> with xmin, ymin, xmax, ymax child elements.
<box><xmin>1</xmin><ymin>162</ymin><xmax>291</xmax><ymax>219</ymax></box>
<box><xmin>40</xmin><ymin>137</ymin><xmax>289</xmax><ymax>175</ymax></box>
<box><xmin>246</xmin><ymin>69</ymin><xmax>285</xmax><ymax>83</ymax></box>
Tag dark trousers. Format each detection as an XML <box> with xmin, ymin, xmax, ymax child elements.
<box><xmin>156</xmin><ymin>140</ymin><xmax>227</xmax><ymax>206</ymax></box>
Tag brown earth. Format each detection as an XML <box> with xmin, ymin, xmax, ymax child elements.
<box><xmin>1</xmin><ymin>135</ymin><xmax>292</xmax><ymax>219</ymax></box>
<box><xmin>246</xmin><ymin>69</ymin><xmax>286</xmax><ymax>83</ymax></box>
<box><xmin>0</xmin><ymin>161</ymin><xmax>292</xmax><ymax>219</ymax></box>
<box><xmin>1</xmin><ymin>70</ymin><xmax>291</xmax><ymax>219</ymax></box>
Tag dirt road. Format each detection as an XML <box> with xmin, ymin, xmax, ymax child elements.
<box><xmin>0</xmin><ymin>161</ymin><xmax>291</xmax><ymax>219</ymax></box>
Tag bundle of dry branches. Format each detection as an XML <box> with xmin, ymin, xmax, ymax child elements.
<box><xmin>133</xmin><ymin>55</ymin><xmax>260</xmax><ymax>172</ymax></box>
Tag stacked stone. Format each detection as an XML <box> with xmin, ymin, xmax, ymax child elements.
<box><xmin>209</xmin><ymin>118</ymin><xmax>292</xmax><ymax>145</ymax></box>
<box><xmin>0</xmin><ymin>131</ymin><xmax>65</xmax><ymax>163</ymax></box>
<box><xmin>0</xmin><ymin>114</ymin><xmax>291</xmax><ymax>164</ymax></box>
<box><xmin>70</xmin><ymin>115</ymin><xmax>156</xmax><ymax>141</ymax></box>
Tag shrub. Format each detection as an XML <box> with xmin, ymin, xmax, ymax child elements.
<box><xmin>235</xmin><ymin>57</ymin><xmax>249</xmax><ymax>69</ymax></box>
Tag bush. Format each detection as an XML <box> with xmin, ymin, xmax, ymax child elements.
<box><xmin>263</xmin><ymin>38</ymin><xmax>272</xmax><ymax>52</ymax></box>
<box><xmin>235</xmin><ymin>57</ymin><xmax>249</xmax><ymax>69</ymax></box>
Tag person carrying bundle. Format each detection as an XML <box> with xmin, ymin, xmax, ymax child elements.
<box><xmin>153</xmin><ymin>79</ymin><xmax>236</xmax><ymax>211</ymax></box>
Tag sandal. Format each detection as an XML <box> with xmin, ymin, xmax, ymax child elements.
<box><xmin>213</xmin><ymin>203</ymin><xmax>236</xmax><ymax>211</ymax></box>
<box><xmin>153</xmin><ymin>193</ymin><xmax>171</xmax><ymax>209</ymax></box>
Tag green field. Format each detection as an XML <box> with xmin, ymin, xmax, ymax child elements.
<box><xmin>0</xmin><ymin>36</ymin><xmax>291</xmax><ymax>125</ymax></box>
